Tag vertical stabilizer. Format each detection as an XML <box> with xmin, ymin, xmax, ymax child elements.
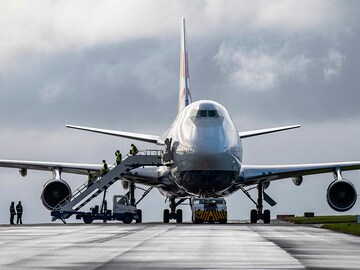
<box><xmin>178</xmin><ymin>17</ymin><xmax>192</xmax><ymax>112</ymax></box>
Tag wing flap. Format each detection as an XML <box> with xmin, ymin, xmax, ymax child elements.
<box><xmin>66</xmin><ymin>125</ymin><xmax>161</xmax><ymax>144</ymax></box>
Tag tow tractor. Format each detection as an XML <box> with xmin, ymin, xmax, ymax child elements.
<box><xmin>75</xmin><ymin>195</ymin><xmax>141</xmax><ymax>224</ymax></box>
<box><xmin>190</xmin><ymin>197</ymin><xmax>227</xmax><ymax>224</ymax></box>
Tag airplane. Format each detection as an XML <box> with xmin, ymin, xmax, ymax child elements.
<box><xmin>0</xmin><ymin>18</ymin><xmax>359</xmax><ymax>224</ymax></box>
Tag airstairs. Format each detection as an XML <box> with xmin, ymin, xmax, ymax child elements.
<box><xmin>51</xmin><ymin>150</ymin><xmax>163</xmax><ymax>222</ymax></box>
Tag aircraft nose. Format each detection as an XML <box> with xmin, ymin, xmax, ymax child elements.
<box><xmin>196</xmin><ymin>138</ymin><xmax>223</xmax><ymax>153</ymax></box>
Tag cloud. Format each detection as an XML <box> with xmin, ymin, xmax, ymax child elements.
<box><xmin>0</xmin><ymin>0</ymin><xmax>355</xmax><ymax>73</ymax></box>
<box><xmin>40</xmin><ymin>82</ymin><xmax>63</xmax><ymax>103</ymax></box>
<box><xmin>323</xmin><ymin>49</ymin><xmax>346</xmax><ymax>81</ymax></box>
<box><xmin>214</xmin><ymin>43</ymin><xmax>312</xmax><ymax>91</ymax></box>
<box><xmin>1</xmin><ymin>1</ymin><xmax>360</xmax><ymax>224</ymax></box>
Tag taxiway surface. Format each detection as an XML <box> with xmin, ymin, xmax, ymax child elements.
<box><xmin>0</xmin><ymin>222</ymin><xmax>359</xmax><ymax>269</ymax></box>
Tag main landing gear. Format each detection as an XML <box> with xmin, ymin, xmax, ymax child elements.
<box><xmin>125</xmin><ymin>183</ymin><xmax>153</xmax><ymax>224</ymax></box>
<box><xmin>241</xmin><ymin>183</ymin><xmax>274</xmax><ymax>224</ymax></box>
<box><xmin>163</xmin><ymin>198</ymin><xmax>186</xmax><ymax>223</ymax></box>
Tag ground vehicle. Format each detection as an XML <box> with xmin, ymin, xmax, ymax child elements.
<box><xmin>75</xmin><ymin>195</ymin><xmax>141</xmax><ymax>224</ymax></box>
<box><xmin>191</xmin><ymin>197</ymin><xmax>227</xmax><ymax>224</ymax></box>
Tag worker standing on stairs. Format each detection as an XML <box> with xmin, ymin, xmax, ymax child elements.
<box><xmin>130</xmin><ymin>144</ymin><xmax>139</xmax><ymax>156</ymax></box>
<box><xmin>100</xmin><ymin>160</ymin><xmax>109</xmax><ymax>176</ymax></box>
<box><xmin>115</xmin><ymin>150</ymin><xmax>122</xmax><ymax>165</ymax></box>
<box><xmin>87</xmin><ymin>170</ymin><xmax>94</xmax><ymax>187</ymax></box>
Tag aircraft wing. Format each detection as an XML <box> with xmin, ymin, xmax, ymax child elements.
<box><xmin>241</xmin><ymin>161</ymin><xmax>360</xmax><ymax>185</ymax></box>
<box><xmin>0</xmin><ymin>159</ymin><xmax>164</xmax><ymax>187</ymax></box>
<box><xmin>238</xmin><ymin>125</ymin><xmax>300</xmax><ymax>139</ymax></box>
<box><xmin>0</xmin><ymin>159</ymin><xmax>102</xmax><ymax>175</ymax></box>
<box><xmin>66</xmin><ymin>125</ymin><xmax>161</xmax><ymax>144</ymax></box>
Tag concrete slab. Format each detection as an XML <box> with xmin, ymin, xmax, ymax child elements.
<box><xmin>0</xmin><ymin>222</ymin><xmax>359</xmax><ymax>269</ymax></box>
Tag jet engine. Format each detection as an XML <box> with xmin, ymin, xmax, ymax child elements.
<box><xmin>41</xmin><ymin>179</ymin><xmax>71</xmax><ymax>210</ymax></box>
<box><xmin>326</xmin><ymin>180</ymin><xmax>357</xmax><ymax>212</ymax></box>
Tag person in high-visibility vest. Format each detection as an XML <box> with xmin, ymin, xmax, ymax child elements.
<box><xmin>100</xmin><ymin>160</ymin><xmax>109</xmax><ymax>176</ymax></box>
<box><xmin>130</xmin><ymin>144</ymin><xmax>139</xmax><ymax>156</ymax></box>
<box><xmin>9</xmin><ymin>201</ymin><xmax>16</xmax><ymax>225</ymax></box>
<box><xmin>115</xmin><ymin>150</ymin><xmax>122</xmax><ymax>165</ymax></box>
<box><xmin>16</xmin><ymin>201</ymin><xmax>23</xmax><ymax>225</ymax></box>
<box><xmin>87</xmin><ymin>170</ymin><xmax>94</xmax><ymax>187</ymax></box>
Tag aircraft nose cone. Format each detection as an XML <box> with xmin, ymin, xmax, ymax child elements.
<box><xmin>196</xmin><ymin>138</ymin><xmax>222</xmax><ymax>153</ymax></box>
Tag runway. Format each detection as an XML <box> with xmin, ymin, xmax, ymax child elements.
<box><xmin>0</xmin><ymin>222</ymin><xmax>360</xmax><ymax>269</ymax></box>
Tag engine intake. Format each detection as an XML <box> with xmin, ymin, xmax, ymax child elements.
<box><xmin>41</xmin><ymin>179</ymin><xmax>71</xmax><ymax>210</ymax></box>
<box><xmin>327</xmin><ymin>180</ymin><xmax>357</xmax><ymax>212</ymax></box>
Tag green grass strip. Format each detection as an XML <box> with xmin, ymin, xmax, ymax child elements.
<box><xmin>283</xmin><ymin>215</ymin><xmax>356</xmax><ymax>224</ymax></box>
<box><xmin>321</xmin><ymin>223</ymin><xmax>360</xmax><ymax>237</ymax></box>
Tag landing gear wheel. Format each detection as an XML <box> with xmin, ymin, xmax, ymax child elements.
<box><xmin>163</xmin><ymin>209</ymin><xmax>170</xmax><ymax>223</ymax></box>
<box><xmin>123</xmin><ymin>213</ymin><xmax>132</xmax><ymax>224</ymax></box>
<box><xmin>250</xmin><ymin>209</ymin><xmax>258</xmax><ymax>224</ymax></box>
<box><xmin>176</xmin><ymin>209</ymin><xmax>183</xmax><ymax>223</ymax></box>
<box><xmin>136</xmin><ymin>209</ymin><xmax>142</xmax><ymax>223</ymax></box>
<box><xmin>263</xmin><ymin>209</ymin><xmax>271</xmax><ymax>224</ymax></box>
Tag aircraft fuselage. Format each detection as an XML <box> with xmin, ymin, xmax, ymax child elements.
<box><xmin>160</xmin><ymin>100</ymin><xmax>243</xmax><ymax>197</ymax></box>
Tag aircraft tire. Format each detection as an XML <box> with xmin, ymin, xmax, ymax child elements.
<box><xmin>263</xmin><ymin>209</ymin><xmax>271</xmax><ymax>224</ymax></box>
<box><xmin>250</xmin><ymin>209</ymin><xmax>258</xmax><ymax>224</ymax></box>
<box><xmin>176</xmin><ymin>209</ymin><xmax>183</xmax><ymax>223</ymax></box>
<box><xmin>163</xmin><ymin>209</ymin><xmax>170</xmax><ymax>223</ymax></box>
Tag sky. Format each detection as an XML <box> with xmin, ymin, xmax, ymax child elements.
<box><xmin>1</xmin><ymin>0</ymin><xmax>360</xmax><ymax>224</ymax></box>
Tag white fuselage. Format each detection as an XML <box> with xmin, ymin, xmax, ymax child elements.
<box><xmin>159</xmin><ymin>100</ymin><xmax>243</xmax><ymax>197</ymax></box>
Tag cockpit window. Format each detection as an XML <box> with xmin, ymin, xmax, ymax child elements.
<box><xmin>196</xmin><ymin>110</ymin><xmax>220</xmax><ymax>118</ymax></box>
<box><xmin>208</xmin><ymin>110</ymin><xmax>219</xmax><ymax>117</ymax></box>
<box><xmin>196</xmin><ymin>110</ymin><xmax>208</xmax><ymax>117</ymax></box>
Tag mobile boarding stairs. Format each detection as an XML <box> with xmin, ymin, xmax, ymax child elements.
<box><xmin>51</xmin><ymin>150</ymin><xmax>164</xmax><ymax>223</ymax></box>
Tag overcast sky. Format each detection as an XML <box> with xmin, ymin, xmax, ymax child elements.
<box><xmin>1</xmin><ymin>0</ymin><xmax>360</xmax><ymax>224</ymax></box>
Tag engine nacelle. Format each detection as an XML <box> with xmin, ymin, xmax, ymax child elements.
<box><xmin>292</xmin><ymin>176</ymin><xmax>303</xmax><ymax>186</ymax></box>
<box><xmin>41</xmin><ymin>179</ymin><xmax>71</xmax><ymax>210</ymax></box>
<box><xmin>327</xmin><ymin>180</ymin><xmax>357</xmax><ymax>212</ymax></box>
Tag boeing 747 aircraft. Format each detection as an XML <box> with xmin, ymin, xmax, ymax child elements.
<box><xmin>1</xmin><ymin>18</ymin><xmax>359</xmax><ymax>223</ymax></box>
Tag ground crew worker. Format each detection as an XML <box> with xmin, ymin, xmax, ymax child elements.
<box><xmin>16</xmin><ymin>201</ymin><xmax>23</xmax><ymax>225</ymax></box>
<box><xmin>130</xmin><ymin>144</ymin><xmax>139</xmax><ymax>156</ymax></box>
<box><xmin>115</xmin><ymin>150</ymin><xmax>122</xmax><ymax>165</ymax></box>
<box><xmin>100</xmin><ymin>160</ymin><xmax>109</xmax><ymax>176</ymax></box>
<box><xmin>87</xmin><ymin>170</ymin><xmax>94</xmax><ymax>187</ymax></box>
<box><xmin>10</xmin><ymin>201</ymin><xmax>16</xmax><ymax>225</ymax></box>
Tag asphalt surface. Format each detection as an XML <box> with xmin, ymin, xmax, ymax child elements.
<box><xmin>0</xmin><ymin>222</ymin><xmax>359</xmax><ymax>269</ymax></box>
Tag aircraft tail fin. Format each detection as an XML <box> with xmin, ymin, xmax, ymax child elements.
<box><xmin>178</xmin><ymin>17</ymin><xmax>192</xmax><ymax>113</ymax></box>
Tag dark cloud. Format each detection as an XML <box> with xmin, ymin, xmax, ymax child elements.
<box><xmin>1</xmin><ymin>1</ymin><xmax>360</xmax><ymax>224</ymax></box>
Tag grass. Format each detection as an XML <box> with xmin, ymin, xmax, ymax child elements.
<box><xmin>282</xmin><ymin>215</ymin><xmax>360</xmax><ymax>237</ymax></box>
<box><xmin>321</xmin><ymin>223</ymin><xmax>360</xmax><ymax>236</ymax></box>
<box><xmin>283</xmin><ymin>215</ymin><xmax>356</xmax><ymax>224</ymax></box>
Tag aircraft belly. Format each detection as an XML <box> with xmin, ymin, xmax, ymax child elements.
<box><xmin>171</xmin><ymin>152</ymin><xmax>241</xmax><ymax>196</ymax></box>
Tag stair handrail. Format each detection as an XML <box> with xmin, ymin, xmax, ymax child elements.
<box><xmin>53</xmin><ymin>149</ymin><xmax>164</xmax><ymax>210</ymax></box>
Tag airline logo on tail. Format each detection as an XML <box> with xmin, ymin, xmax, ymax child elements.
<box><xmin>178</xmin><ymin>18</ymin><xmax>192</xmax><ymax>112</ymax></box>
